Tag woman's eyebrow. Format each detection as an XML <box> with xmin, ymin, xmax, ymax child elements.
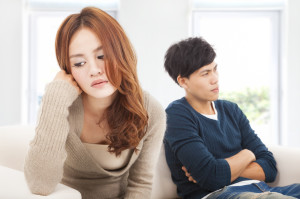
<box><xmin>69</xmin><ymin>53</ymin><xmax>84</xmax><ymax>59</ymax></box>
<box><xmin>70</xmin><ymin>46</ymin><xmax>103</xmax><ymax>59</ymax></box>
<box><xmin>93</xmin><ymin>46</ymin><xmax>103</xmax><ymax>53</ymax></box>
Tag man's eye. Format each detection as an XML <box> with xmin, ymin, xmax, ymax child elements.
<box><xmin>74</xmin><ymin>62</ymin><xmax>85</xmax><ymax>67</ymax></box>
<box><xmin>97</xmin><ymin>55</ymin><xmax>104</xmax><ymax>59</ymax></box>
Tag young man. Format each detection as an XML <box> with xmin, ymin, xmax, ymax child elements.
<box><xmin>163</xmin><ymin>37</ymin><xmax>300</xmax><ymax>199</ymax></box>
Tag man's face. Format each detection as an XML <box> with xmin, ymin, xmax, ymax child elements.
<box><xmin>180</xmin><ymin>61</ymin><xmax>219</xmax><ymax>103</ymax></box>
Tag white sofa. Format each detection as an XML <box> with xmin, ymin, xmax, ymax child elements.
<box><xmin>0</xmin><ymin>125</ymin><xmax>300</xmax><ymax>199</ymax></box>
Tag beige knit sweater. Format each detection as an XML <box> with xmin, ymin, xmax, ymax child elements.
<box><xmin>24</xmin><ymin>80</ymin><xmax>166</xmax><ymax>199</ymax></box>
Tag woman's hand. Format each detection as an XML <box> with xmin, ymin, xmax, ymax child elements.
<box><xmin>54</xmin><ymin>70</ymin><xmax>82</xmax><ymax>94</ymax></box>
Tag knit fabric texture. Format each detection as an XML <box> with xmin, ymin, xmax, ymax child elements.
<box><xmin>164</xmin><ymin>97</ymin><xmax>277</xmax><ymax>199</ymax></box>
<box><xmin>24</xmin><ymin>80</ymin><xmax>166</xmax><ymax>199</ymax></box>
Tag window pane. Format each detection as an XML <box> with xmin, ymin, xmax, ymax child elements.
<box><xmin>192</xmin><ymin>11</ymin><xmax>280</xmax><ymax>145</ymax></box>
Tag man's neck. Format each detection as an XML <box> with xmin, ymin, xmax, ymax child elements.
<box><xmin>185</xmin><ymin>95</ymin><xmax>215</xmax><ymax>115</ymax></box>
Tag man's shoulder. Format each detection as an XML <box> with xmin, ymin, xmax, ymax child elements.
<box><xmin>215</xmin><ymin>99</ymin><xmax>244</xmax><ymax>121</ymax></box>
<box><xmin>215</xmin><ymin>99</ymin><xmax>238</xmax><ymax>110</ymax></box>
<box><xmin>166</xmin><ymin>97</ymin><xmax>191</xmax><ymax>113</ymax></box>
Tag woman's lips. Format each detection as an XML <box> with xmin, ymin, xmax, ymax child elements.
<box><xmin>91</xmin><ymin>79</ymin><xmax>108</xmax><ymax>87</ymax></box>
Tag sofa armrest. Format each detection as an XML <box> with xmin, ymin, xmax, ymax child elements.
<box><xmin>0</xmin><ymin>165</ymin><xmax>81</xmax><ymax>199</ymax></box>
<box><xmin>0</xmin><ymin>125</ymin><xmax>35</xmax><ymax>171</ymax></box>
<box><xmin>268</xmin><ymin>145</ymin><xmax>300</xmax><ymax>187</ymax></box>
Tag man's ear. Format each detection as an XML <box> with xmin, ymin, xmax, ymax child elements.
<box><xmin>177</xmin><ymin>75</ymin><xmax>188</xmax><ymax>89</ymax></box>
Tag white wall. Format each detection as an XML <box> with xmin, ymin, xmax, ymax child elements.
<box><xmin>119</xmin><ymin>0</ymin><xmax>187</xmax><ymax>108</ymax></box>
<box><xmin>0</xmin><ymin>0</ymin><xmax>22</xmax><ymax>125</ymax></box>
<box><xmin>283</xmin><ymin>0</ymin><xmax>300</xmax><ymax>147</ymax></box>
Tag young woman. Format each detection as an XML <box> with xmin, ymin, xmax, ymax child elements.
<box><xmin>24</xmin><ymin>7</ymin><xmax>166</xmax><ymax>199</ymax></box>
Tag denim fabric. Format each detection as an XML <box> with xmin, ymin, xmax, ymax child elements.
<box><xmin>207</xmin><ymin>182</ymin><xmax>300</xmax><ymax>199</ymax></box>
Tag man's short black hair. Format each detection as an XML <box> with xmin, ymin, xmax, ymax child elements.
<box><xmin>164</xmin><ymin>37</ymin><xmax>216</xmax><ymax>85</ymax></box>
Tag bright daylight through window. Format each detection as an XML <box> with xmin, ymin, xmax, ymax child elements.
<box><xmin>192</xmin><ymin>10</ymin><xmax>280</xmax><ymax>145</ymax></box>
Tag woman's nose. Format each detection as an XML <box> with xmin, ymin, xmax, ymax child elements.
<box><xmin>90</xmin><ymin>60</ymin><xmax>103</xmax><ymax>77</ymax></box>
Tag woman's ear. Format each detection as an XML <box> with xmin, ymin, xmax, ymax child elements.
<box><xmin>177</xmin><ymin>75</ymin><xmax>187</xmax><ymax>89</ymax></box>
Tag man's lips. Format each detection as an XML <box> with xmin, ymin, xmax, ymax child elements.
<box><xmin>91</xmin><ymin>79</ymin><xmax>108</xmax><ymax>87</ymax></box>
<box><xmin>211</xmin><ymin>87</ymin><xmax>219</xmax><ymax>92</ymax></box>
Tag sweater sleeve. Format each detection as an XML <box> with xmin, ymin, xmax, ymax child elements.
<box><xmin>124</xmin><ymin>93</ymin><xmax>166</xmax><ymax>199</ymax></box>
<box><xmin>164</xmin><ymin>103</ymin><xmax>231</xmax><ymax>192</ymax></box>
<box><xmin>235</xmin><ymin>103</ymin><xmax>277</xmax><ymax>182</ymax></box>
<box><xmin>24</xmin><ymin>80</ymin><xmax>79</xmax><ymax>195</ymax></box>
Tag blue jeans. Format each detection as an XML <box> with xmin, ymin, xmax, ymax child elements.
<box><xmin>207</xmin><ymin>182</ymin><xmax>300</xmax><ymax>199</ymax></box>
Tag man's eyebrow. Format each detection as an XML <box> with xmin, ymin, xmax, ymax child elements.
<box><xmin>200</xmin><ymin>69</ymin><xmax>210</xmax><ymax>73</ymax></box>
<box><xmin>69</xmin><ymin>46</ymin><xmax>103</xmax><ymax>59</ymax></box>
<box><xmin>199</xmin><ymin>64</ymin><xmax>218</xmax><ymax>74</ymax></box>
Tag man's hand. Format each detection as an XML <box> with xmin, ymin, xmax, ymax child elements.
<box><xmin>225</xmin><ymin>149</ymin><xmax>256</xmax><ymax>182</ymax></box>
<box><xmin>182</xmin><ymin>166</ymin><xmax>197</xmax><ymax>183</ymax></box>
<box><xmin>54</xmin><ymin>70</ymin><xmax>82</xmax><ymax>95</ymax></box>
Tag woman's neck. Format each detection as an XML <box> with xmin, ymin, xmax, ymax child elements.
<box><xmin>82</xmin><ymin>92</ymin><xmax>117</xmax><ymax>119</ymax></box>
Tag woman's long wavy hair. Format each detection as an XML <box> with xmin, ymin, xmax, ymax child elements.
<box><xmin>55</xmin><ymin>7</ymin><xmax>148</xmax><ymax>156</ymax></box>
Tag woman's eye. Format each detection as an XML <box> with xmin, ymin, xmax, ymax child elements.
<box><xmin>97</xmin><ymin>55</ymin><xmax>104</xmax><ymax>60</ymax></box>
<box><xmin>74</xmin><ymin>61</ymin><xmax>86</xmax><ymax>67</ymax></box>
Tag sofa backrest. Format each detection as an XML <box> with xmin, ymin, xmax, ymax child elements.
<box><xmin>152</xmin><ymin>145</ymin><xmax>179</xmax><ymax>199</ymax></box>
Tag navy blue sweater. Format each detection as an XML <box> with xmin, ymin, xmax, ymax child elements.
<box><xmin>164</xmin><ymin>98</ymin><xmax>277</xmax><ymax>199</ymax></box>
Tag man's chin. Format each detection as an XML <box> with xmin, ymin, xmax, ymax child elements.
<box><xmin>211</xmin><ymin>95</ymin><xmax>219</xmax><ymax>101</ymax></box>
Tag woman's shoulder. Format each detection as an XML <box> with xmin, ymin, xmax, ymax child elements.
<box><xmin>142</xmin><ymin>90</ymin><xmax>165</xmax><ymax>116</ymax></box>
<box><xmin>141</xmin><ymin>90</ymin><xmax>166</xmax><ymax>144</ymax></box>
<box><xmin>142</xmin><ymin>90</ymin><xmax>166</xmax><ymax>128</ymax></box>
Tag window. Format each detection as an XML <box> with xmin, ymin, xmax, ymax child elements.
<box><xmin>23</xmin><ymin>0</ymin><xmax>118</xmax><ymax>124</ymax></box>
<box><xmin>192</xmin><ymin>1</ymin><xmax>282</xmax><ymax>145</ymax></box>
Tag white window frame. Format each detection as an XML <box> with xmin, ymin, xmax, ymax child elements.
<box><xmin>22</xmin><ymin>0</ymin><xmax>119</xmax><ymax>124</ymax></box>
<box><xmin>191</xmin><ymin>0</ymin><xmax>284</xmax><ymax>145</ymax></box>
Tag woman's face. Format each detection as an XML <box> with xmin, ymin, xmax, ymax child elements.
<box><xmin>69</xmin><ymin>28</ymin><xmax>117</xmax><ymax>99</ymax></box>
